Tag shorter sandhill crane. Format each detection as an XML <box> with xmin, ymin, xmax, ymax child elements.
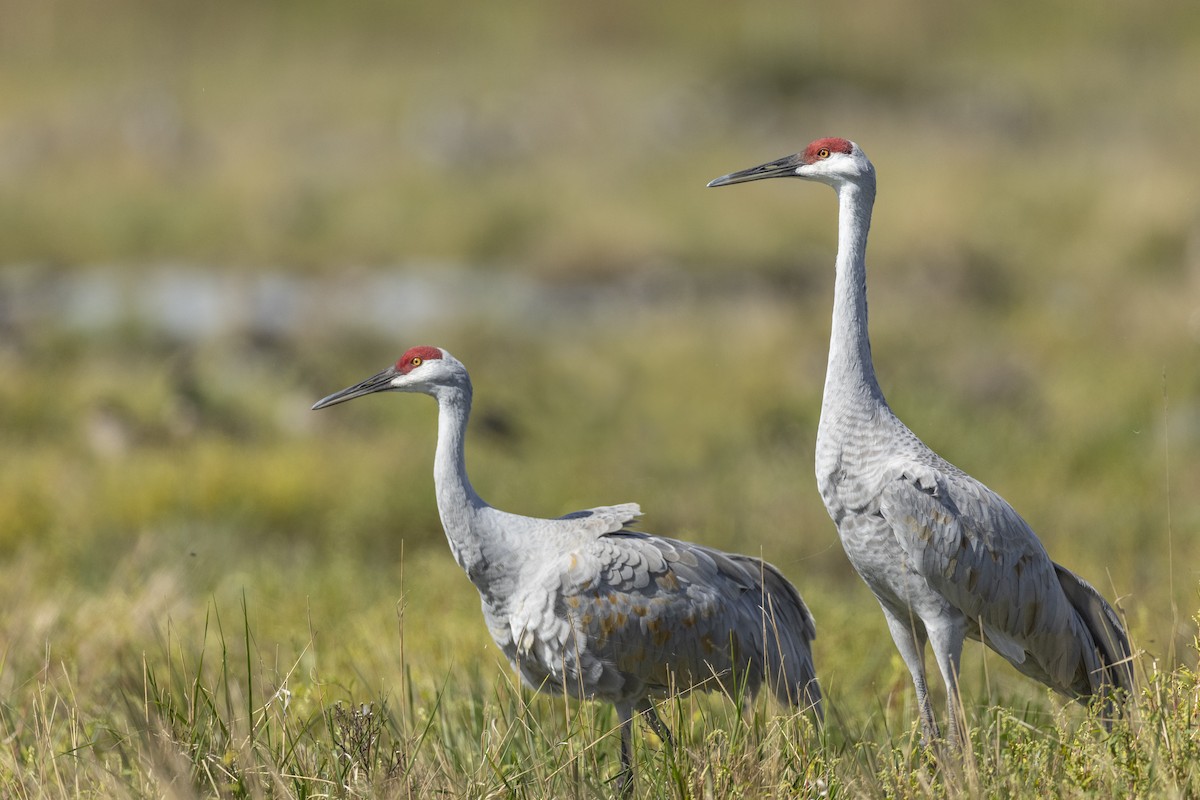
<box><xmin>313</xmin><ymin>346</ymin><xmax>822</xmax><ymax>790</ymax></box>
<box><xmin>709</xmin><ymin>138</ymin><xmax>1133</xmax><ymax>749</ymax></box>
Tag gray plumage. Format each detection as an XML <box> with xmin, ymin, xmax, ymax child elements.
<box><xmin>312</xmin><ymin>345</ymin><xmax>821</xmax><ymax>788</ymax></box>
<box><xmin>709</xmin><ymin>138</ymin><xmax>1133</xmax><ymax>747</ymax></box>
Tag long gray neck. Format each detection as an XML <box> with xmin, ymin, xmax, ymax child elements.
<box><xmin>432</xmin><ymin>383</ymin><xmax>489</xmax><ymax>576</ymax></box>
<box><xmin>821</xmin><ymin>179</ymin><xmax>887</xmax><ymax>421</ymax></box>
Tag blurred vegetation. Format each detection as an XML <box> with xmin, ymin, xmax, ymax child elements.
<box><xmin>1</xmin><ymin>0</ymin><xmax>1199</xmax><ymax>795</ymax></box>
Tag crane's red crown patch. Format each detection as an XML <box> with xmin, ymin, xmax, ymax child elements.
<box><xmin>397</xmin><ymin>345</ymin><xmax>444</xmax><ymax>373</ymax></box>
<box><xmin>803</xmin><ymin>137</ymin><xmax>853</xmax><ymax>164</ymax></box>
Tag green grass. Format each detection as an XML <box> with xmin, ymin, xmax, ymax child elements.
<box><xmin>3</xmin><ymin>577</ymin><xmax>1199</xmax><ymax>798</ymax></box>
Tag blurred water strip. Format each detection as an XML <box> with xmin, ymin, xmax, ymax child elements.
<box><xmin>0</xmin><ymin>263</ymin><xmax>727</xmax><ymax>341</ymax></box>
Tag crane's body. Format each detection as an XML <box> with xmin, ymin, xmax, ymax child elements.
<box><xmin>709</xmin><ymin>139</ymin><xmax>1132</xmax><ymax>745</ymax></box>
<box><xmin>313</xmin><ymin>346</ymin><xmax>821</xmax><ymax>788</ymax></box>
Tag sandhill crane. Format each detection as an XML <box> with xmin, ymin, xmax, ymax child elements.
<box><xmin>708</xmin><ymin>138</ymin><xmax>1133</xmax><ymax>748</ymax></box>
<box><xmin>312</xmin><ymin>346</ymin><xmax>822</xmax><ymax>790</ymax></box>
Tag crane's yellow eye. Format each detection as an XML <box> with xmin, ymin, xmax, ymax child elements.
<box><xmin>817</xmin><ymin>147</ymin><xmax>831</xmax><ymax>159</ymax></box>
<box><xmin>411</xmin><ymin>356</ymin><xmax>423</xmax><ymax>367</ymax></box>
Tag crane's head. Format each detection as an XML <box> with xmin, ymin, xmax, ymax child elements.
<box><xmin>706</xmin><ymin>137</ymin><xmax>874</xmax><ymax>190</ymax></box>
<box><xmin>311</xmin><ymin>345</ymin><xmax>470</xmax><ymax>410</ymax></box>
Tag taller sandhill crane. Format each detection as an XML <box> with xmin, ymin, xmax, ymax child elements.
<box><xmin>708</xmin><ymin>138</ymin><xmax>1133</xmax><ymax>747</ymax></box>
<box><xmin>312</xmin><ymin>346</ymin><xmax>822</xmax><ymax>790</ymax></box>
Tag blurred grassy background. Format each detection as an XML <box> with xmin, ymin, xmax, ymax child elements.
<box><xmin>1</xmin><ymin>0</ymin><xmax>1199</xmax><ymax>791</ymax></box>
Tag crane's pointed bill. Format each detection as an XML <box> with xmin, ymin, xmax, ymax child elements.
<box><xmin>707</xmin><ymin>153</ymin><xmax>804</xmax><ymax>187</ymax></box>
<box><xmin>312</xmin><ymin>366</ymin><xmax>398</xmax><ymax>410</ymax></box>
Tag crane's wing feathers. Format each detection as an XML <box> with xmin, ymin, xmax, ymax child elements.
<box><xmin>879</xmin><ymin>461</ymin><xmax>1115</xmax><ymax>697</ymax></box>
<box><xmin>1052</xmin><ymin>562</ymin><xmax>1135</xmax><ymax>695</ymax></box>
<box><xmin>507</xmin><ymin>530</ymin><xmax>820</xmax><ymax>713</ymax></box>
<box><xmin>555</xmin><ymin>503</ymin><xmax>642</xmax><ymax>535</ymax></box>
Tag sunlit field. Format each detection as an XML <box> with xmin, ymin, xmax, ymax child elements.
<box><xmin>2</xmin><ymin>0</ymin><xmax>1199</xmax><ymax>796</ymax></box>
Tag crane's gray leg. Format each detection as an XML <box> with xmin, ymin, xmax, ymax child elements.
<box><xmin>614</xmin><ymin>699</ymin><xmax>675</xmax><ymax>795</ymax></box>
<box><xmin>615</xmin><ymin>702</ymin><xmax>636</xmax><ymax>796</ymax></box>
<box><xmin>926</xmin><ymin>619</ymin><xmax>967</xmax><ymax>752</ymax></box>
<box><xmin>882</xmin><ymin>608</ymin><xmax>939</xmax><ymax>746</ymax></box>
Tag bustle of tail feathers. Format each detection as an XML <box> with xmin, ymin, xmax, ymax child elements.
<box><xmin>1053</xmin><ymin>563</ymin><xmax>1135</xmax><ymax>706</ymax></box>
<box><xmin>751</xmin><ymin>558</ymin><xmax>824</xmax><ymax>720</ymax></box>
